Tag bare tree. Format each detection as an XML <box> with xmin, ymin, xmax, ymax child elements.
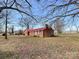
<box><xmin>0</xmin><ymin>0</ymin><xmax>79</xmax><ymax>23</ymax></box>
<box><xmin>1</xmin><ymin>10</ymin><xmax>12</xmax><ymax>39</ymax></box>
<box><xmin>0</xmin><ymin>23</ymin><xmax>3</xmax><ymax>33</ymax></box>
<box><xmin>0</xmin><ymin>0</ymin><xmax>79</xmax><ymax>35</ymax></box>
<box><xmin>0</xmin><ymin>0</ymin><xmax>38</xmax><ymax>39</ymax></box>
<box><xmin>33</xmin><ymin>0</ymin><xmax>79</xmax><ymax>33</ymax></box>
<box><xmin>34</xmin><ymin>0</ymin><xmax>79</xmax><ymax>23</ymax></box>
<box><xmin>4</xmin><ymin>0</ymin><xmax>8</xmax><ymax>39</ymax></box>
<box><xmin>8</xmin><ymin>25</ymin><xmax>14</xmax><ymax>35</ymax></box>
<box><xmin>19</xmin><ymin>15</ymin><xmax>38</xmax><ymax>30</ymax></box>
<box><xmin>0</xmin><ymin>0</ymin><xmax>37</xmax><ymax>21</ymax></box>
<box><xmin>19</xmin><ymin>17</ymin><xmax>31</xmax><ymax>30</ymax></box>
<box><xmin>54</xmin><ymin>18</ymin><xmax>64</xmax><ymax>33</ymax></box>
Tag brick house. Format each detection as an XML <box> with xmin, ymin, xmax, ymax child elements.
<box><xmin>24</xmin><ymin>25</ymin><xmax>54</xmax><ymax>37</ymax></box>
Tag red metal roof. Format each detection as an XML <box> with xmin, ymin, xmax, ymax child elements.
<box><xmin>25</xmin><ymin>27</ymin><xmax>49</xmax><ymax>32</ymax></box>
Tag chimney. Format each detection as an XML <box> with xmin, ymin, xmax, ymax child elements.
<box><xmin>45</xmin><ymin>24</ymin><xmax>49</xmax><ymax>28</ymax></box>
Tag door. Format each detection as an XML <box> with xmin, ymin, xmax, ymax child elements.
<box><xmin>27</xmin><ymin>31</ymin><xmax>30</xmax><ymax>36</ymax></box>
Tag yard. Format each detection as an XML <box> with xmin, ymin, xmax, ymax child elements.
<box><xmin>0</xmin><ymin>33</ymin><xmax>79</xmax><ymax>59</ymax></box>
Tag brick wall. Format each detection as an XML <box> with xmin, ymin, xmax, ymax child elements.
<box><xmin>24</xmin><ymin>28</ymin><xmax>54</xmax><ymax>37</ymax></box>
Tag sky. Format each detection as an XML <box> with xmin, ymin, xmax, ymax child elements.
<box><xmin>30</xmin><ymin>0</ymin><xmax>79</xmax><ymax>32</ymax></box>
<box><xmin>6</xmin><ymin>0</ymin><xmax>46</xmax><ymax>31</ymax></box>
<box><xmin>2</xmin><ymin>0</ymin><xmax>79</xmax><ymax>32</ymax></box>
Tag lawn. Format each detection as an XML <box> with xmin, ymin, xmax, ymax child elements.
<box><xmin>0</xmin><ymin>34</ymin><xmax>79</xmax><ymax>59</ymax></box>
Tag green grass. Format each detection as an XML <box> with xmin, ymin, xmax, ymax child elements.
<box><xmin>0</xmin><ymin>34</ymin><xmax>79</xmax><ymax>59</ymax></box>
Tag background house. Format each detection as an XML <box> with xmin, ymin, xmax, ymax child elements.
<box><xmin>24</xmin><ymin>24</ymin><xmax>54</xmax><ymax>37</ymax></box>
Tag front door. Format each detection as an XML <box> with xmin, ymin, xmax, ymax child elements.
<box><xmin>27</xmin><ymin>31</ymin><xmax>30</xmax><ymax>36</ymax></box>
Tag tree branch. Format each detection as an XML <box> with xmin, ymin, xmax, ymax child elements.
<box><xmin>25</xmin><ymin>0</ymin><xmax>32</xmax><ymax>7</ymax></box>
<box><xmin>0</xmin><ymin>6</ymin><xmax>38</xmax><ymax>22</ymax></box>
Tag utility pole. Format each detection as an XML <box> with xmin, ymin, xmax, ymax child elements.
<box><xmin>5</xmin><ymin>10</ymin><xmax>8</xmax><ymax>39</ymax></box>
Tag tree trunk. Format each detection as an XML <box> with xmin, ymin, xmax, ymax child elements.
<box><xmin>5</xmin><ymin>10</ymin><xmax>8</xmax><ymax>39</ymax></box>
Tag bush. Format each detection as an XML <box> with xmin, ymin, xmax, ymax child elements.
<box><xmin>2</xmin><ymin>33</ymin><xmax>5</xmax><ymax>36</ymax></box>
